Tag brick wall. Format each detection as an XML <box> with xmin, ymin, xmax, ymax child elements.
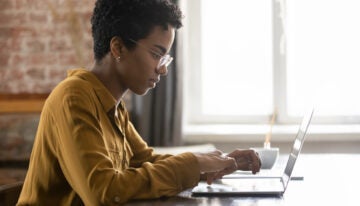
<box><xmin>0</xmin><ymin>0</ymin><xmax>95</xmax><ymax>93</ymax></box>
<box><xmin>0</xmin><ymin>0</ymin><xmax>96</xmax><ymax>163</ymax></box>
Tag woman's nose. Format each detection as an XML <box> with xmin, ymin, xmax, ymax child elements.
<box><xmin>156</xmin><ymin>65</ymin><xmax>168</xmax><ymax>76</ymax></box>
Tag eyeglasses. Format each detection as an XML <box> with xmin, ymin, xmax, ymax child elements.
<box><xmin>128</xmin><ymin>38</ymin><xmax>173</xmax><ymax>70</ymax></box>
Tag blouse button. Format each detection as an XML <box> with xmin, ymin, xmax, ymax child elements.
<box><xmin>113</xmin><ymin>196</ymin><xmax>121</xmax><ymax>203</ymax></box>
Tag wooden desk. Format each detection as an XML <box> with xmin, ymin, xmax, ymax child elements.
<box><xmin>125</xmin><ymin>154</ymin><xmax>360</xmax><ymax>206</ymax></box>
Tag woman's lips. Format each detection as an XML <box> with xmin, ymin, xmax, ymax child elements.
<box><xmin>149</xmin><ymin>78</ymin><xmax>160</xmax><ymax>88</ymax></box>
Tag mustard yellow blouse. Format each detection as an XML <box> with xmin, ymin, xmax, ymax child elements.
<box><xmin>17</xmin><ymin>69</ymin><xmax>200</xmax><ymax>205</ymax></box>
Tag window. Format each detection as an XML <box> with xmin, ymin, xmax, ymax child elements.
<box><xmin>286</xmin><ymin>0</ymin><xmax>360</xmax><ymax>122</ymax></box>
<box><xmin>181</xmin><ymin>0</ymin><xmax>360</xmax><ymax>128</ymax></box>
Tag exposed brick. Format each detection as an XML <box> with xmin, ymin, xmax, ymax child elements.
<box><xmin>31</xmin><ymin>26</ymin><xmax>58</xmax><ymax>38</ymax></box>
<box><xmin>48</xmin><ymin>68</ymin><xmax>67</xmax><ymax>80</ymax></box>
<box><xmin>0</xmin><ymin>54</ymin><xmax>10</xmax><ymax>67</ymax></box>
<box><xmin>58</xmin><ymin>53</ymin><xmax>80</xmax><ymax>65</ymax></box>
<box><xmin>0</xmin><ymin>0</ymin><xmax>14</xmax><ymax>10</ymax></box>
<box><xmin>0</xmin><ymin>83</ymin><xmax>9</xmax><ymax>92</ymax></box>
<box><xmin>49</xmin><ymin>39</ymin><xmax>72</xmax><ymax>52</ymax></box>
<box><xmin>10</xmin><ymin>54</ymin><xmax>27</xmax><ymax>66</ymax></box>
<box><xmin>0</xmin><ymin>114</ymin><xmax>39</xmax><ymax>159</ymax></box>
<box><xmin>0</xmin><ymin>28</ymin><xmax>12</xmax><ymax>39</ymax></box>
<box><xmin>0</xmin><ymin>69</ymin><xmax>8</xmax><ymax>85</ymax></box>
<box><xmin>10</xmin><ymin>37</ymin><xmax>23</xmax><ymax>52</ymax></box>
<box><xmin>49</xmin><ymin>11</ymin><xmax>68</xmax><ymax>24</ymax></box>
<box><xmin>15</xmin><ymin>0</ymin><xmax>52</xmax><ymax>10</ymax></box>
<box><xmin>26</xmin><ymin>67</ymin><xmax>45</xmax><ymax>80</ymax></box>
<box><xmin>25</xmin><ymin>39</ymin><xmax>46</xmax><ymax>53</ymax></box>
<box><xmin>12</xmin><ymin>81</ymin><xmax>30</xmax><ymax>93</ymax></box>
<box><xmin>60</xmin><ymin>0</ymin><xmax>96</xmax><ymax>12</ymax></box>
<box><xmin>28</xmin><ymin>12</ymin><xmax>48</xmax><ymax>24</ymax></box>
<box><xmin>43</xmin><ymin>0</ymin><xmax>70</xmax><ymax>12</ymax></box>
<box><xmin>29</xmin><ymin>83</ymin><xmax>53</xmax><ymax>93</ymax></box>
<box><xmin>11</xmin><ymin>27</ymin><xmax>37</xmax><ymax>38</ymax></box>
<box><xmin>72</xmin><ymin>0</ymin><xmax>95</xmax><ymax>8</ymax></box>
<box><xmin>5</xmin><ymin>69</ymin><xmax>25</xmax><ymax>81</ymax></box>
<box><xmin>0</xmin><ymin>12</ymin><xmax>27</xmax><ymax>27</ymax></box>
<box><xmin>0</xmin><ymin>37</ymin><xmax>24</xmax><ymax>54</ymax></box>
<box><xmin>0</xmin><ymin>40</ymin><xmax>9</xmax><ymax>53</ymax></box>
<box><xmin>0</xmin><ymin>69</ymin><xmax>25</xmax><ymax>92</ymax></box>
<box><xmin>28</xmin><ymin>53</ymin><xmax>57</xmax><ymax>65</ymax></box>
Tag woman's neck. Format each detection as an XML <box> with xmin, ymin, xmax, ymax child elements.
<box><xmin>91</xmin><ymin>55</ymin><xmax>127</xmax><ymax>103</ymax></box>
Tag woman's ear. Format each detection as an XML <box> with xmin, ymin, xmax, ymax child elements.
<box><xmin>110</xmin><ymin>36</ymin><xmax>124</xmax><ymax>59</ymax></box>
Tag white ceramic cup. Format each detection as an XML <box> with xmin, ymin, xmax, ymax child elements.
<box><xmin>250</xmin><ymin>147</ymin><xmax>279</xmax><ymax>169</ymax></box>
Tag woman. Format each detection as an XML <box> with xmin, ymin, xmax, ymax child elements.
<box><xmin>17</xmin><ymin>0</ymin><xmax>261</xmax><ymax>205</ymax></box>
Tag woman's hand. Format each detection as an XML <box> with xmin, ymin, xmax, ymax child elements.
<box><xmin>193</xmin><ymin>150</ymin><xmax>237</xmax><ymax>173</ymax></box>
<box><xmin>204</xmin><ymin>149</ymin><xmax>261</xmax><ymax>185</ymax></box>
<box><xmin>227</xmin><ymin>149</ymin><xmax>261</xmax><ymax>174</ymax></box>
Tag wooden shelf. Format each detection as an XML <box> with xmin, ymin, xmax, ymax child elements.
<box><xmin>0</xmin><ymin>93</ymin><xmax>49</xmax><ymax>113</ymax></box>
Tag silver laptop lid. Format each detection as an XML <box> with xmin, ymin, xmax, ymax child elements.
<box><xmin>281</xmin><ymin>109</ymin><xmax>314</xmax><ymax>189</ymax></box>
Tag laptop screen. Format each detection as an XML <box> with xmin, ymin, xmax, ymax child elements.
<box><xmin>281</xmin><ymin>109</ymin><xmax>314</xmax><ymax>188</ymax></box>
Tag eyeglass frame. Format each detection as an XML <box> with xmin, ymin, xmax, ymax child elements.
<box><xmin>128</xmin><ymin>38</ymin><xmax>173</xmax><ymax>70</ymax></box>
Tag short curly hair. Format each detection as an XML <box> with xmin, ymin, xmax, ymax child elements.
<box><xmin>91</xmin><ymin>0</ymin><xmax>183</xmax><ymax>61</ymax></box>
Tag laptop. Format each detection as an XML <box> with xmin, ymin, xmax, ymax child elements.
<box><xmin>192</xmin><ymin>109</ymin><xmax>314</xmax><ymax>197</ymax></box>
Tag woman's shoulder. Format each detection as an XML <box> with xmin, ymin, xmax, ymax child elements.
<box><xmin>54</xmin><ymin>69</ymin><xmax>96</xmax><ymax>95</ymax></box>
<box><xmin>45</xmin><ymin>69</ymin><xmax>97</xmax><ymax>108</ymax></box>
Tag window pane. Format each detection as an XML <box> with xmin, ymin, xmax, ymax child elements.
<box><xmin>201</xmin><ymin>0</ymin><xmax>273</xmax><ymax>116</ymax></box>
<box><xmin>287</xmin><ymin>0</ymin><xmax>360</xmax><ymax>116</ymax></box>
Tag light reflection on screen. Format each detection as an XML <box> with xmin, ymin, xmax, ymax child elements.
<box><xmin>282</xmin><ymin>109</ymin><xmax>313</xmax><ymax>188</ymax></box>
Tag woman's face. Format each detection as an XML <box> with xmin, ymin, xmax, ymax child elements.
<box><xmin>119</xmin><ymin>25</ymin><xmax>175</xmax><ymax>95</ymax></box>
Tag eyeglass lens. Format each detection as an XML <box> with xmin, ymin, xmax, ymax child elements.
<box><xmin>158</xmin><ymin>55</ymin><xmax>173</xmax><ymax>68</ymax></box>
